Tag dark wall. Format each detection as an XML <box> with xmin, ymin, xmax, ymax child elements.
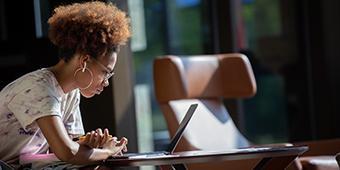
<box><xmin>275</xmin><ymin>0</ymin><xmax>340</xmax><ymax>141</ymax></box>
<box><xmin>0</xmin><ymin>0</ymin><xmax>58</xmax><ymax>88</ymax></box>
<box><xmin>313</xmin><ymin>0</ymin><xmax>340</xmax><ymax>138</ymax></box>
<box><xmin>296</xmin><ymin>0</ymin><xmax>340</xmax><ymax>140</ymax></box>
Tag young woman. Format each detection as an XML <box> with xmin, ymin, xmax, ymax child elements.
<box><xmin>0</xmin><ymin>1</ymin><xmax>131</xmax><ymax>169</ymax></box>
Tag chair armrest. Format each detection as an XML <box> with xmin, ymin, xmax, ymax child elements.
<box><xmin>293</xmin><ymin>138</ymin><xmax>340</xmax><ymax>156</ymax></box>
<box><xmin>299</xmin><ymin>156</ymin><xmax>339</xmax><ymax>170</ymax></box>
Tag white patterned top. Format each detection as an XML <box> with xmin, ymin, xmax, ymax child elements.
<box><xmin>0</xmin><ymin>68</ymin><xmax>85</xmax><ymax>167</ymax></box>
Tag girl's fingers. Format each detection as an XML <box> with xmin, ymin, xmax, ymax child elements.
<box><xmin>115</xmin><ymin>138</ymin><xmax>128</xmax><ymax>153</ymax></box>
<box><xmin>80</xmin><ymin>129</ymin><xmax>127</xmax><ymax>151</ymax></box>
<box><xmin>100</xmin><ymin>137</ymin><xmax>129</xmax><ymax>156</ymax></box>
<box><xmin>101</xmin><ymin>135</ymin><xmax>107</xmax><ymax>146</ymax></box>
<box><xmin>78</xmin><ymin>132</ymin><xmax>91</xmax><ymax>144</ymax></box>
<box><xmin>96</xmin><ymin>128</ymin><xmax>103</xmax><ymax>137</ymax></box>
<box><xmin>118</xmin><ymin>137</ymin><xmax>128</xmax><ymax>152</ymax></box>
<box><xmin>101</xmin><ymin>129</ymin><xmax>109</xmax><ymax>146</ymax></box>
<box><xmin>123</xmin><ymin>145</ymin><xmax>128</xmax><ymax>152</ymax></box>
<box><xmin>104</xmin><ymin>128</ymin><xmax>109</xmax><ymax>136</ymax></box>
<box><xmin>95</xmin><ymin>129</ymin><xmax>103</xmax><ymax>147</ymax></box>
<box><xmin>89</xmin><ymin>131</ymin><xmax>96</xmax><ymax>147</ymax></box>
<box><xmin>94</xmin><ymin>134</ymin><xmax>101</xmax><ymax>148</ymax></box>
<box><xmin>117</xmin><ymin>137</ymin><xmax>128</xmax><ymax>146</ymax></box>
<box><xmin>84</xmin><ymin>133</ymin><xmax>91</xmax><ymax>143</ymax></box>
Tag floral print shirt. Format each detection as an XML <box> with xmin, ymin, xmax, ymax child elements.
<box><xmin>0</xmin><ymin>68</ymin><xmax>85</xmax><ymax>166</ymax></box>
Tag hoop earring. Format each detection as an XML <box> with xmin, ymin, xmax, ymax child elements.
<box><xmin>74</xmin><ymin>67</ymin><xmax>94</xmax><ymax>90</ymax></box>
<box><xmin>82</xmin><ymin>62</ymin><xmax>87</xmax><ymax>72</ymax></box>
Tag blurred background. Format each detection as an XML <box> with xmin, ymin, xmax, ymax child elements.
<box><xmin>1</xmin><ymin>0</ymin><xmax>340</xmax><ymax>161</ymax></box>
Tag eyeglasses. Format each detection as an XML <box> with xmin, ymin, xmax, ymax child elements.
<box><xmin>91</xmin><ymin>58</ymin><xmax>115</xmax><ymax>81</ymax></box>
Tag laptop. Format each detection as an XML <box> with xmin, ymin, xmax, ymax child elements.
<box><xmin>109</xmin><ymin>103</ymin><xmax>198</xmax><ymax>159</ymax></box>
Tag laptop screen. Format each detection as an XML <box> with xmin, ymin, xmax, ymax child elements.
<box><xmin>166</xmin><ymin>103</ymin><xmax>198</xmax><ymax>153</ymax></box>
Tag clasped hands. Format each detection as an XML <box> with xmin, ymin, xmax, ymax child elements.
<box><xmin>77</xmin><ymin>128</ymin><xmax>128</xmax><ymax>156</ymax></box>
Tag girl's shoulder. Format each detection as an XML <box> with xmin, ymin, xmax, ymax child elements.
<box><xmin>1</xmin><ymin>68</ymin><xmax>63</xmax><ymax>101</ymax></box>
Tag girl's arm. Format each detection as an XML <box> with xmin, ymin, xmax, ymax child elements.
<box><xmin>36</xmin><ymin>115</ymin><xmax>126</xmax><ymax>165</ymax></box>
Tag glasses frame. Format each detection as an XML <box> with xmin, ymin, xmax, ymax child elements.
<box><xmin>91</xmin><ymin>58</ymin><xmax>115</xmax><ymax>81</ymax></box>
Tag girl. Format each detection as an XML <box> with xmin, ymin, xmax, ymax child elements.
<box><xmin>0</xmin><ymin>1</ymin><xmax>131</xmax><ymax>169</ymax></box>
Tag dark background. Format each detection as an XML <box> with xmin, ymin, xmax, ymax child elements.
<box><xmin>1</xmin><ymin>0</ymin><xmax>340</xmax><ymax>145</ymax></box>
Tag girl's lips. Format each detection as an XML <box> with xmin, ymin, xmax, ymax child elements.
<box><xmin>95</xmin><ymin>89</ymin><xmax>102</xmax><ymax>94</ymax></box>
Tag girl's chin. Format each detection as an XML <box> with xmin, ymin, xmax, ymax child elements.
<box><xmin>80</xmin><ymin>91</ymin><xmax>96</xmax><ymax>98</ymax></box>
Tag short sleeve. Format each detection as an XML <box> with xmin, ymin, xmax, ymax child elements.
<box><xmin>64</xmin><ymin>106</ymin><xmax>85</xmax><ymax>137</ymax></box>
<box><xmin>63</xmin><ymin>89</ymin><xmax>85</xmax><ymax>137</ymax></box>
<box><xmin>7</xmin><ymin>85</ymin><xmax>60</xmax><ymax>130</ymax></box>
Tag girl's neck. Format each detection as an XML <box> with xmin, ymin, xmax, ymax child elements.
<box><xmin>49</xmin><ymin>60</ymin><xmax>77</xmax><ymax>94</ymax></box>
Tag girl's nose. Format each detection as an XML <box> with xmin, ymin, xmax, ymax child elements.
<box><xmin>103</xmin><ymin>79</ymin><xmax>109</xmax><ymax>87</ymax></box>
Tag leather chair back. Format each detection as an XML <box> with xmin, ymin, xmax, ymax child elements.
<box><xmin>153</xmin><ymin>53</ymin><xmax>256</xmax><ymax>152</ymax></box>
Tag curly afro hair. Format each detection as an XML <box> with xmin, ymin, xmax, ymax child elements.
<box><xmin>48</xmin><ymin>1</ymin><xmax>131</xmax><ymax>61</ymax></box>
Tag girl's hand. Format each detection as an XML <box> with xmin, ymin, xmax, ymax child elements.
<box><xmin>78</xmin><ymin>128</ymin><xmax>112</xmax><ymax>148</ymax></box>
<box><xmin>102</xmin><ymin>137</ymin><xmax>128</xmax><ymax>156</ymax></box>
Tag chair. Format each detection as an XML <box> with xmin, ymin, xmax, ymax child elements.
<box><xmin>153</xmin><ymin>53</ymin><xmax>340</xmax><ymax>170</ymax></box>
<box><xmin>153</xmin><ymin>53</ymin><xmax>290</xmax><ymax>169</ymax></box>
<box><xmin>287</xmin><ymin>138</ymin><xmax>340</xmax><ymax>170</ymax></box>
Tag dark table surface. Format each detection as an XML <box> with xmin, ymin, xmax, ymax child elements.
<box><xmin>103</xmin><ymin>145</ymin><xmax>309</xmax><ymax>167</ymax></box>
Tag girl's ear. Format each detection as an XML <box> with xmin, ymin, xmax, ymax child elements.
<box><xmin>78</xmin><ymin>54</ymin><xmax>90</xmax><ymax>68</ymax></box>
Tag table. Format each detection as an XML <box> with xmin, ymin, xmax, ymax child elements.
<box><xmin>103</xmin><ymin>145</ymin><xmax>308</xmax><ymax>170</ymax></box>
